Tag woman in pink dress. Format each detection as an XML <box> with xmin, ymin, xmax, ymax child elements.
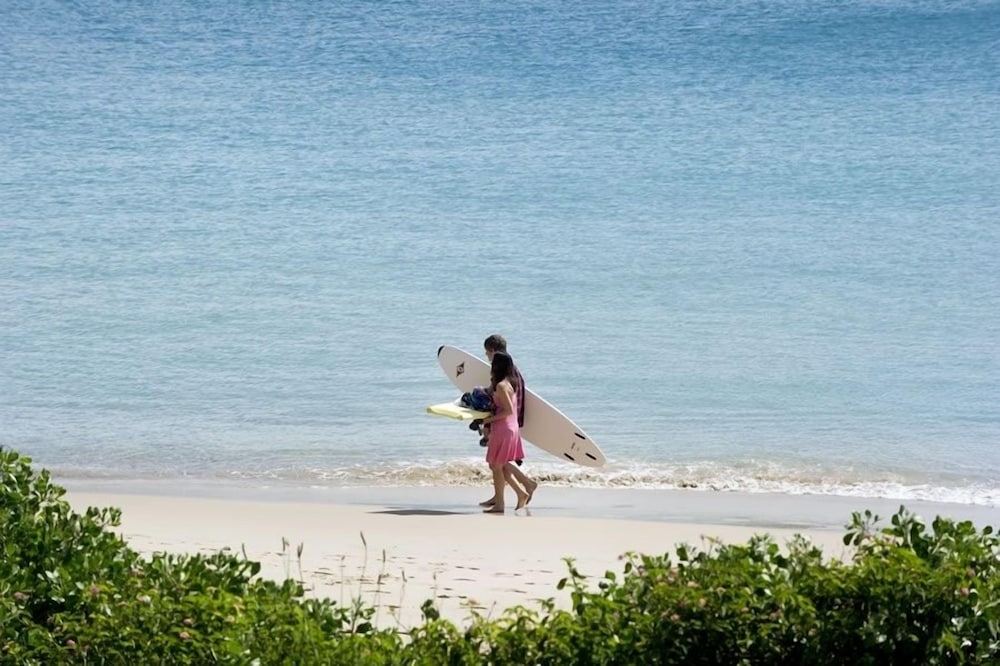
<box><xmin>479</xmin><ymin>352</ymin><xmax>536</xmax><ymax>514</ymax></box>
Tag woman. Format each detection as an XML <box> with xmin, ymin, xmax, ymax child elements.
<box><xmin>479</xmin><ymin>352</ymin><xmax>536</xmax><ymax>513</ymax></box>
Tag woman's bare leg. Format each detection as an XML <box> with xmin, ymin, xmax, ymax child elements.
<box><xmin>479</xmin><ymin>426</ymin><xmax>496</xmax><ymax>505</ymax></box>
<box><xmin>483</xmin><ymin>464</ymin><xmax>506</xmax><ymax>513</ymax></box>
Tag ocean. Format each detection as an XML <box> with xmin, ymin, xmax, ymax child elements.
<box><xmin>2</xmin><ymin>0</ymin><xmax>998</xmax><ymax>507</ymax></box>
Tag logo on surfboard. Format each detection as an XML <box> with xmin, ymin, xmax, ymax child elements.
<box><xmin>455</xmin><ymin>362</ymin><xmax>465</xmax><ymax>377</ymax></box>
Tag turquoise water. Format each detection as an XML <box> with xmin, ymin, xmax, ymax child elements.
<box><xmin>2</xmin><ymin>1</ymin><xmax>998</xmax><ymax>505</ymax></box>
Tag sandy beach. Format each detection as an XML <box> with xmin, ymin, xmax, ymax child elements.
<box><xmin>62</xmin><ymin>484</ymin><xmax>1000</xmax><ymax>630</ymax></box>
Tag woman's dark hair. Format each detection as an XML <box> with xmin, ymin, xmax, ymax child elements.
<box><xmin>490</xmin><ymin>351</ymin><xmax>518</xmax><ymax>390</ymax></box>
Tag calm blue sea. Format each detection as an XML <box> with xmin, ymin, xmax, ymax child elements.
<box><xmin>2</xmin><ymin>0</ymin><xmax>998</xmax><ymax>506</ymax></box>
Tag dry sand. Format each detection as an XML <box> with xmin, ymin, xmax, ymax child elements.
<box><xmin>65</xmin><ymin>489</ymin><xmax>858</xmax><ymax>629</ymax></box>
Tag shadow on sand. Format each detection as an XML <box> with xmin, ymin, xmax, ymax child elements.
<box><xmin>370</xmin><ymin>508</ymin><xmax>465</xmax><ymax>517</ymax></box>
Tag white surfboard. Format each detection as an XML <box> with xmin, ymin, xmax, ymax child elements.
<box><xmin>434</xmin><ymin>345</ymin><xmax>606</xmax><ymax>468</ymax></box>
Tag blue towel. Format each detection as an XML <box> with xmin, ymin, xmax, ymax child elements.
<box><xmin>460</xmin><ymin>387</ymin><xmax>493</xmax><ymax>412</ymax></box>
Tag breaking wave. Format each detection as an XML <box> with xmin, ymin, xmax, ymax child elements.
<box><xmin>216</xmin><ymin>457</ymin><xmax>1000</xmax><ymax>507</ymax></box>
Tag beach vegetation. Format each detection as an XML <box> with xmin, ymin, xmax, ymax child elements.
<box><xmin>2</xmin><ymin>448</ymin><xmax>999</xmax><ymax>664</ymax></box>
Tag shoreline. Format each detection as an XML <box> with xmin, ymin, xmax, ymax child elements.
<box><xmin>61</xmin><ymin>478</ymin><xmax>1000</xmax><ymax>531</ymax></box>
<box><xmin>62</xmin><ymin>483</ymin><xmax>1000</xmax><ymax>629</ymax></box>
<box><xmin>39</xmin><ymin>453</ymin><xmax>1000</xmax><ymax>509</ymax></box>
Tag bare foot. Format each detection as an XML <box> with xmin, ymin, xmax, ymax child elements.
<box><xmin>483</xmin><ymin>506</ymin><xmax>505</xmax><ymax>514</ymax></box>
<box><xmin>515</xmin><ymin>491</ymin><xmax>529</xmax><ymax>510</ymax></box>
<box><xmin>479</xmin><ymin>497</ymin><xmax>497</xmax><ymax>507</ymax></box>
<box><xmin>524</xmin><ymin>480</ymin><xmax>538</xmax><ymax>506</ymax></box>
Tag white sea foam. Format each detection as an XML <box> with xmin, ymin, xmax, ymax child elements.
<box><xmin>204</xmin><ymin>458</ymin><xmax>1000</xmax><ymax>507</ymax></box>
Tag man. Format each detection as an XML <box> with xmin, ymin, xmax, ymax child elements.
<box><xmin>483</xmin><ymin>334</ymin><xmax>525</xmax><ymax>427</ymax></box>
<box><xmin>477</xmin><ymin>334</ymin><xmax>537</xmax><ymax>509</ymax></box>
<box><xmin>472</xmin><ymin>334</ymin><xmax>526</xmax><ymax>445</ymax></box>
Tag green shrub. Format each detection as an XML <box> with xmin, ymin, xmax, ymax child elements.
<box><xmin>461</xmin><ymin>511</ymin><xmax>1000</xmax><ymax>665</ymax></box>
<box><xmin>3</xmin><ymin>447</ymin><xmax>999</xmax><ymax>665</ymax></box>
<box><xmin>1</xmin><ymin>448</ymin><xmax>404</xmax><ymax>664</ymax></box>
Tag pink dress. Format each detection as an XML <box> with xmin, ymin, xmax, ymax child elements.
<box><xmin>485</xmin><ymin>392</ymin><xmax>525</xmax><ymax>465</ymax></box>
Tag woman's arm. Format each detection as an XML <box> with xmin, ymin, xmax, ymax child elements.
<box><xmin>484</xmin><ymin>381</ymin><xmax>514</xmax><ymax>424</ymax></box>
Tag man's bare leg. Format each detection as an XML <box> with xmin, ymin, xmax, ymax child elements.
<box><xmin>503</xmin><ymin>466</ymin><xmax>529</xmax><ymax>509</ymax></box>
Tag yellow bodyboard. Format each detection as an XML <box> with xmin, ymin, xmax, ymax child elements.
<box><xmin>426</xmin><ymin>401</ymin><xmax>490</xmax><ymax>421</ymax></box>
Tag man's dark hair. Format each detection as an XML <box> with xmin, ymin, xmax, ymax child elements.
<box><xmin>483</xmin><ymin>334</ymin><xmax>508</xmax><ymax>353</ymax></box>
